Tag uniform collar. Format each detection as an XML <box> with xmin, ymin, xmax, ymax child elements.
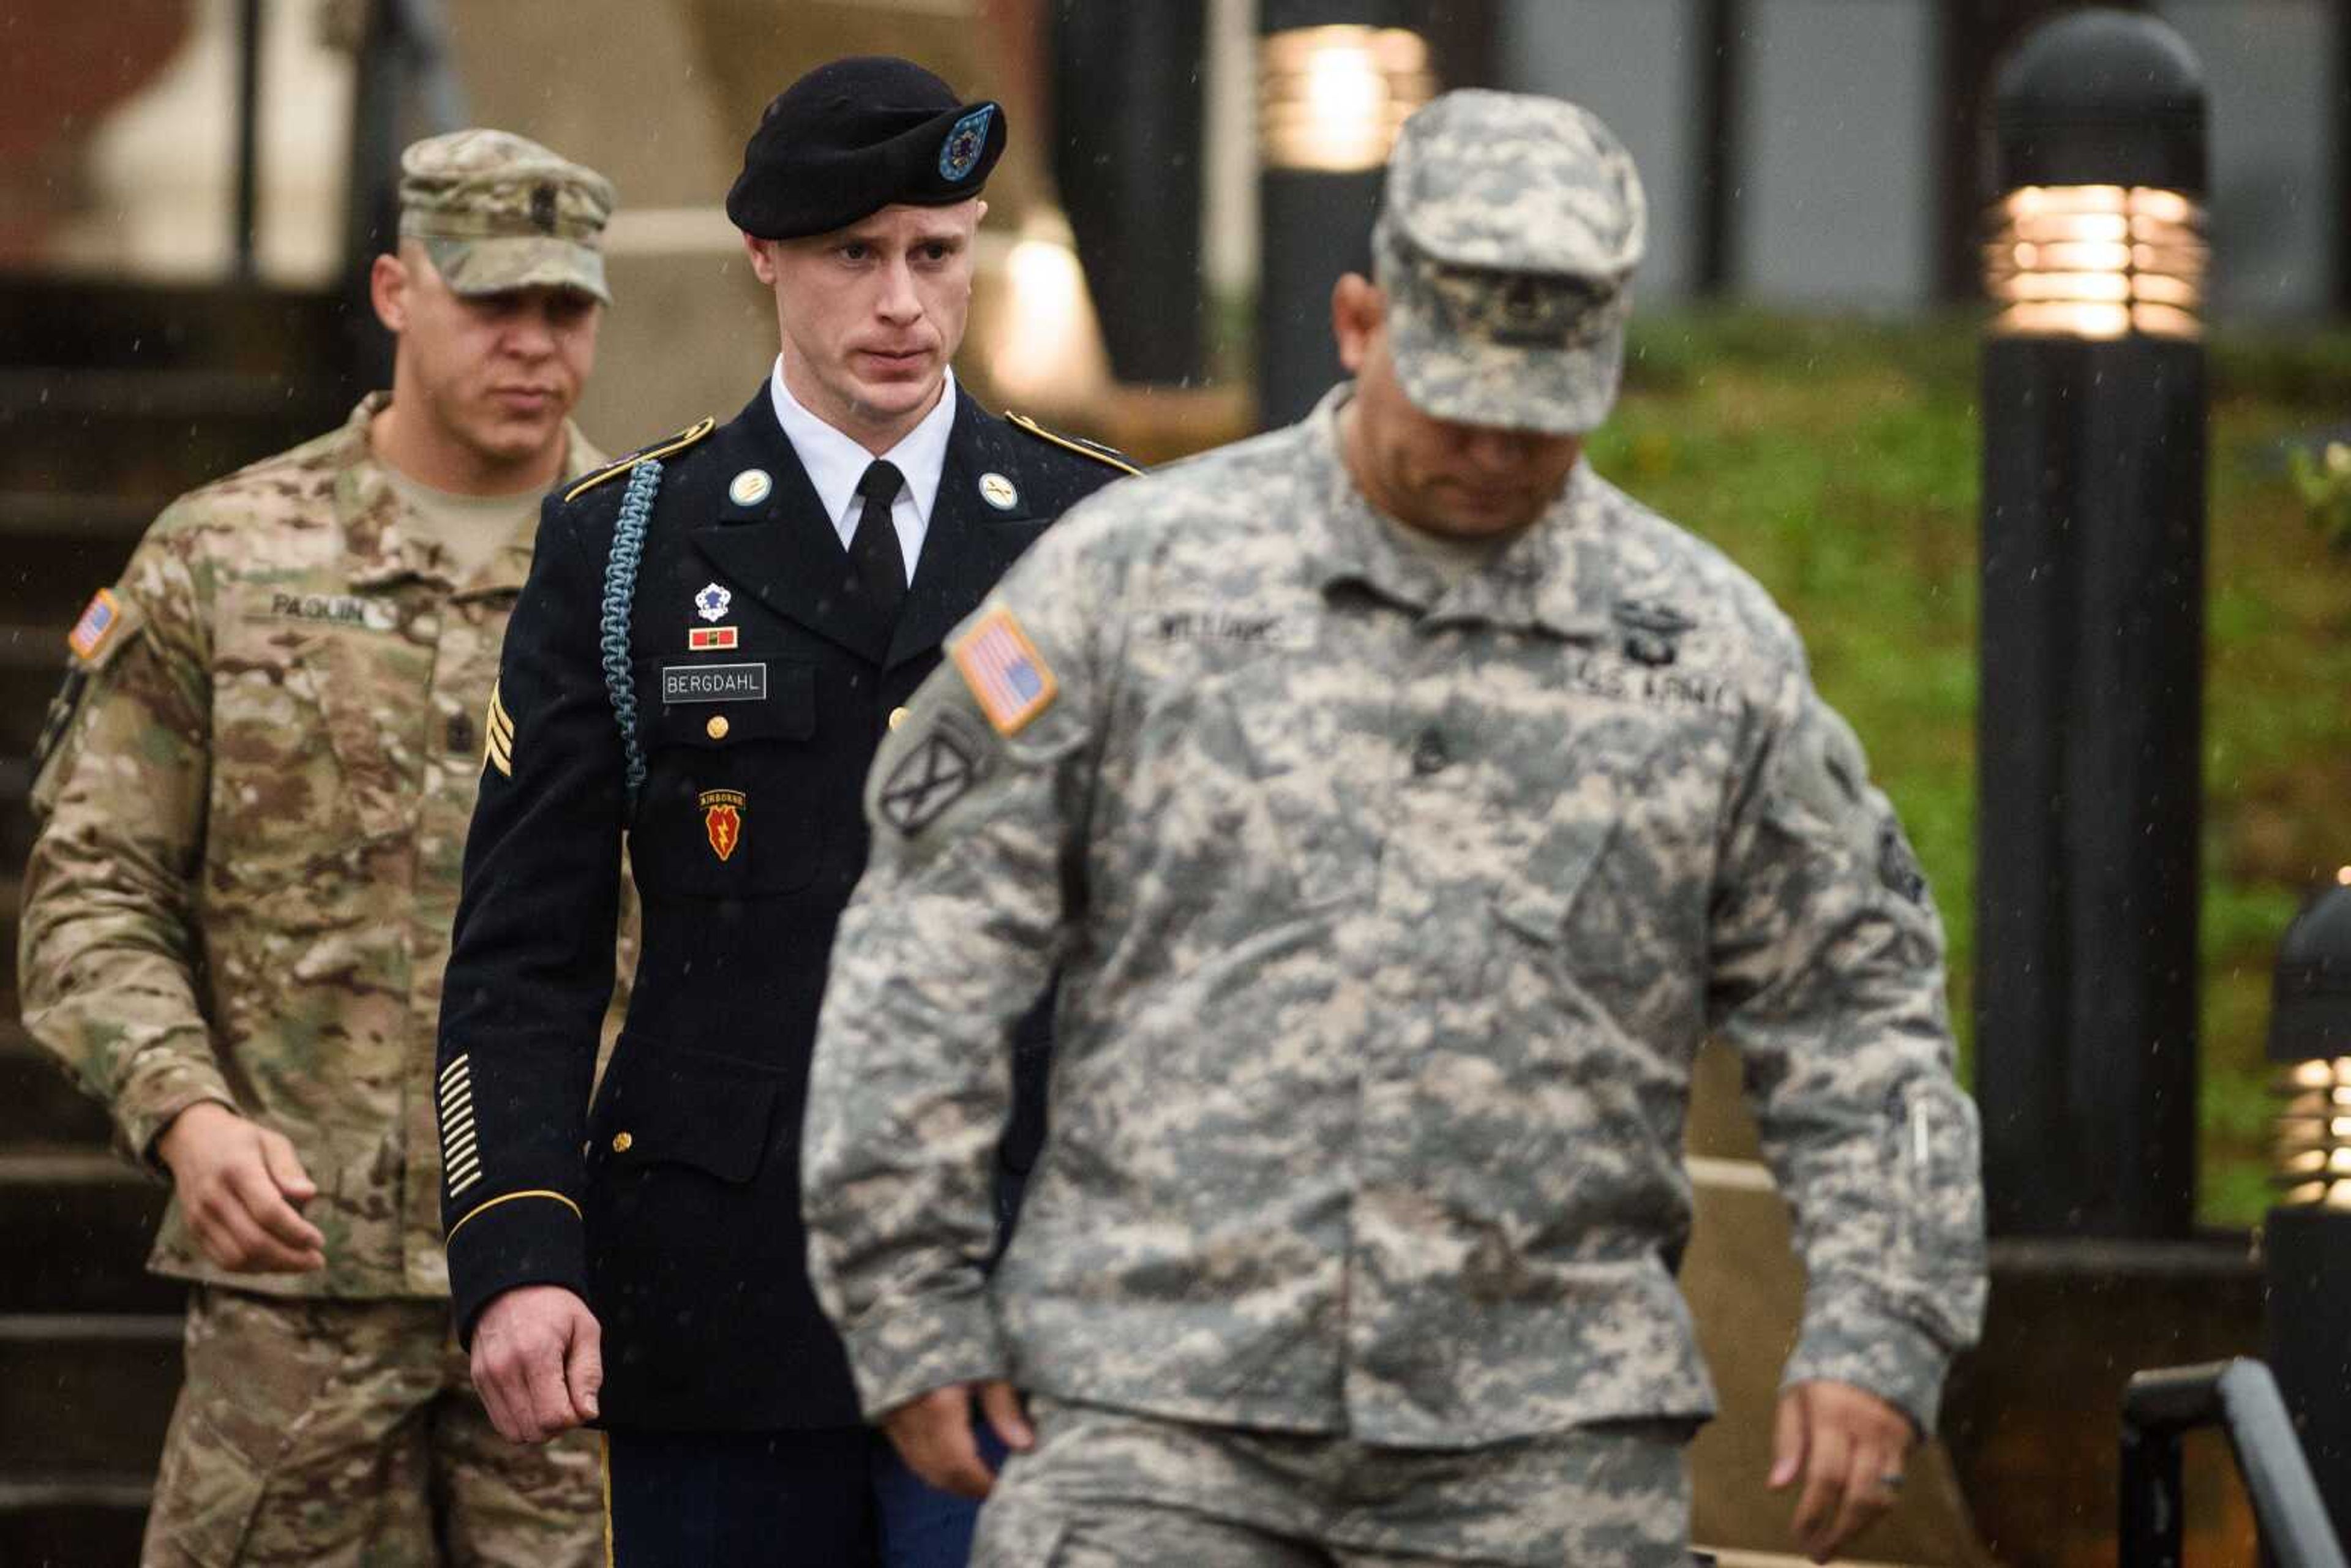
<box><xmin>1303</xmin><ymin>383</ymin><xmax>1614</xmax><ymax>641</ymax></box>
<box><xmin>768</xmin><ymin>356</ymin><xmax>956</xmax><ymax>530</ymax></box>
<box><xmin>332</xmin><ymin>391</ymin><xmax>602</xmax><ymax>597</ymax></box>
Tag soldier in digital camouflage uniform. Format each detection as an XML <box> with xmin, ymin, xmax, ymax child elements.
<box><xmin>803</xmin><ymin>91</ymin><xmax>1988</xmax><ymax>1567</ymax></box>
<box><xmin>18</xmin><ymin>130</ymin><xmax>631</xmax><ymax>1567</ymax></box>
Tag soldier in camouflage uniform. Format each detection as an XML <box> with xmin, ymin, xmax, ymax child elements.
<box><xmin>803</xmin><ymin>91</ymin><xmax>1988</xmax><ymax>1567</ymax></box>
<box><xmin>18</xmin><ymin>130</ymin><xmax>629</xmax><ymax>1567</ymax></box>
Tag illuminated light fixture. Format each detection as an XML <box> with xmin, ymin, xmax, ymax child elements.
<box><xmin>2274</xmin><ymin>1056</ymin><xmax>2351</xmax><ymax>1209</ymax></box>
<box><xmin>1984</xmin><ymin>184</ymin><xmax>2208</xmax><ymax>340</ymax></box>
<box><xmin>987</xmin><ymin>211</ymin><xmax>1110</xmax><ymax>410</ymax></box>
<box><xmin>1258</xmin><ymin>25</ymin><xmax>1434</xmax><ymax>173</ymax></box>
<box><xmin>2266</xmin><ymin>887</ymin><xmax>2351</xmax><ymax>1513</ymax></box>
<box><xmin>2270</xmin><ymin>883</ymin><xmax>2351</xmax><ymax>1208</ymax></box>
<box><xmin>1974</xmin><ymin>10</ymin><xmax>2211</xmax><ymax>1239</ymax></box>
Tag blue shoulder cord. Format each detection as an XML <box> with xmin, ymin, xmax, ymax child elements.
<box><xmin>599</xmin><ymin>459</ymin><xmax>662</xmax><ymax>812</ymax></box>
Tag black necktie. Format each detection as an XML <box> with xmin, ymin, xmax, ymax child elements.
<box><xmin>850</xmin><ymin>459</ymin><xmax>907</xmax><ymax>628</ymax></box>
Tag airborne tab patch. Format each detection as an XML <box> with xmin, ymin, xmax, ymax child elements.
<box><xmin>953</xmin><ymin>606</ymin><xmax>1056</xmax><ymax>737</ymax></box>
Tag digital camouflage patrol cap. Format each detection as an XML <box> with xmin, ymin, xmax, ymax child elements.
<box><xmin>398</xmin><ymin>129</ymin><xmax>616</xmax><ymax>304</ymax></box>
<box><xmin>1374</xmin><ymin>90</ymin><xmax>1647</xmax><ymax>435</ymax></box>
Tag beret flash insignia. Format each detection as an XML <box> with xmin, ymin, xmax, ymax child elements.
<box><xmin>940</xmin><ymin>105</ymin><xmax>994</xmax><ymax>182</ymax></box>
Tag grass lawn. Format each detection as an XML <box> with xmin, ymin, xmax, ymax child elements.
<box><xmin>1588</xmin><ymin>310</ymin><xmax>2351</xmax><ymax>1227</ymax></box>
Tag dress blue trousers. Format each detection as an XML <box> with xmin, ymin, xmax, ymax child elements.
<box><xmin>604</xmin><ymin>1420</ymin><xmax>1008</xmax><ymax>1567</ymax></box>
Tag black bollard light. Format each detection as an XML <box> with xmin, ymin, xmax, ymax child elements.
<box><xmin>1974</xmin><ymin>9</ymin><xmax>2210</xmax><ymax>1240</ymax></box>
<box><xmin>1255</xmin><ymin>1</ymin><xmax>1436</xmax><ymax>429</ymax></box>
<box><xmin>2266</xmin><ymin>873</ymin><xmax>2351</xmax><ymax>1534</ymax></box>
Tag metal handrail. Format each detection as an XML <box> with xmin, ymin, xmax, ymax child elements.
<box><xmin>2121</xmin><ymin>1359</ymin><xmax>2347</xmax><ymax>1568</ymax></box>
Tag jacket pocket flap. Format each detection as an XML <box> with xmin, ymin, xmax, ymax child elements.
<box><xmin>637</xmin><ymin>658</ymin><xmax>816</xmax><ymax>748</ymax></box>
<box><xmin>596</xmin><ymin>1046</ymin><xmax>780</xmax><ymax>1185</ymax></box>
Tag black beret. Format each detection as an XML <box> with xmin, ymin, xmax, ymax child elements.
<box><xmin>726</xmin><ymin>56</ymin><xmax>1007</xmax><ymax>240</ymax></box>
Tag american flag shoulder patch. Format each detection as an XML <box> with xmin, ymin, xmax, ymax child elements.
<box><xmin>67</xmin><ymin>588</ymin><xmax>122</xmax><ymax>663</ymax></box>
<box><xmin>952</xmin><ymin>605</ymin><xmax>1057</xmax><ymax>736</ymax></box>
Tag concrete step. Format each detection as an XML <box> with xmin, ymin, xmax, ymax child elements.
<box><xmin>0</xmin><ymin>1315</ymin><xmax>180</xmax><ymax>1475</ymax></box>
<box><xmin>0</xmin><ymin>370</ymin><xmax>330</xmax><ymax>498</ymax></box>
<box><xmin>0</xmin><ymin>279</ymin><xmax>351</xmax><ymax>378</ymax></box>
<box><xmin>0</xmin><ymin>490</ymin><xmax>157</xmax><ymax>546</ymax></box>
<box><xmin>0</xmin><ymin>1151</ymin><xmax>178</xmax><ymax>1314</ymax></box>
<box><xmin>0</xmin><ymin>874</ymin><xmax>20</xmax><ymax>1026</ymax></box>
<box><xmin>0</xmin><ymin>760</ymin><xmax>32</xmax><ymax>879</ymax></box>
<box><xmin>0</xmin><ymin>619</ymin><xmax>97</xmax><ymax>753</ymax></box>
<box><xmin>0</xmin><ymin>514</ymin><xmax>149</xmax><ymax>639</ymax></box>
<box><xmin>0</xmin><ymin>627</ymin><xmax>78</xmax><ymax>764</ymax></box>
<box><xmin>0</xmin><ymin>1030</ymin><xmax>113</xmax><ymax>1149</ymax></box>
<box><xmin>0</xmin><ymin>1473</ymin><xmax>151</xmax><ymax>1567</ymax></box>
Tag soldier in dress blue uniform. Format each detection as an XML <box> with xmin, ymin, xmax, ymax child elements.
<box><xmin>433</xmin><ymin>56</ymin><xmax>1136</xmax><ymax>1567</ymax></box>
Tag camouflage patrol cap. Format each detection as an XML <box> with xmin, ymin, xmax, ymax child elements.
<box><xmin>1374</xmin><ymin>90</ymin><xmax>1647</xmax><ymax>435</ymax></box>
<box><xmin>398</xmin><ymin>129</ymin><xmax>616</xmax><ymax>304</ymax></box>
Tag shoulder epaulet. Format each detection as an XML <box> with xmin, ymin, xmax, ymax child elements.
<box><xmin>562</xmin><ymin>416</ymin><xmax>717</xmax><ymax>504</ymax></box>
<box><xmin>1006</xmin><ymin>412</ymin><xmax>1144</xmax><ymax>477</ymax></box>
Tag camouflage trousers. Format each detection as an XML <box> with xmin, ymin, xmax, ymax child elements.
<box><xmin>972</xmin><ymin>1397</ymin><xmax>1693</xmax><ymax>1566</ymax></box>
<box><xmin>141</xmin><ymin>1287</ymin><xmax>604</xmax><ymax>1567</ymax></box>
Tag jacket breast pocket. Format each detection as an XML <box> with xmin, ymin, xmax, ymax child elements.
<box><xmin>1485</xmin><ymin>713</ymin><xmax>1669</xmax><ymax>948</ymax></box>
<box><xmin>209</xmin><ymin>620</ymin><xmax>413</xmax><ymax>887</ymax></box>
<box><xmin>1203</xmin><ymin>659</ymin><xmax>1379</xmax><ymax>910</ymax></box>
<box><xmin>627</xmin><ymin>657</ymin><xmax>821</xmax><ymax>898</ymax></box>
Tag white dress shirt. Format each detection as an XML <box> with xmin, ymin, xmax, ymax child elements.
<box><xmin>768</xmin><ymin>357</ymin><xmax>957</xmax><ymax>585</ymax></box>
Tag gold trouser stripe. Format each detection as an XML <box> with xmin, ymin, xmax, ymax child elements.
<box><xmin>445</xmin><ymin>1188</ymin><xmax>582</xmax><ymax>1245</ymax></box>
<box><xmin>602</xmin><ymin>1431</ymin><xmax>616</xmax><ymax>1568</ymax></box>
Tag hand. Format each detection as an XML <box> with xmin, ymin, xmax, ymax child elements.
<box><xmin>1769</xmin><ymin>1379</ymin><xmax>1915</xmax><ymax>1562</ymax></box>
<box><xmin>154</xmin><ymin>1101</ymin><xmax>326</xmax><ymax>1274</ymax></box>
<box><xmin>880</xmin><ymin>1380</ymin><xmax>1035</xmax><ymax>1500</ymax></box>
<box><xmin>470</xmin><ymin>1285</ymin><xmax>603</xmax><ymax>1444</ymax></box>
